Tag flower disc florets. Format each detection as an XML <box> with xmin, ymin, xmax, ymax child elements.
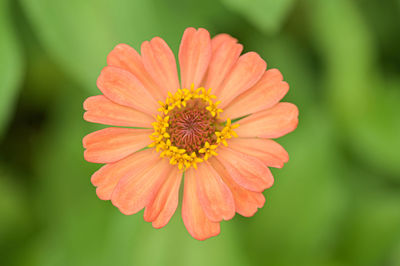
<box><xmin>149</xmin><ymin>85</ymin><xmax>239</xmax><ymax>170</ymax></box>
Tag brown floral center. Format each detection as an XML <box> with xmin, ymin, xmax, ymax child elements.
<box><xmin>149</xmin><ymin>86</ymin><xmax>238</xmax><ymax>170</ymax></box>
<box><xmin>168</xmin><ymin>99</ymin><xmax>219</xmax><ymax>155</ymax></box>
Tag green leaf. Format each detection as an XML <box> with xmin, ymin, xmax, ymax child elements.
<box><xmin>220</xmin><ymin>0</ymin><xmax>296</xmax><ymax>34</ymax></box>
<box><xmin>0</xmin><ymin>163</ymin><xmax>33</xmax><ymax>266</ymax></box>
<box><xmin>0</xmin><ymin>0</ymin><xmax>23</xmax><ymax>139</ymax></box>
<box><xmin>27</xmin><ymin>87</ymin><xmax>110</xmax><ymax>266</ymax></box>
<box><xmin>339</xmin><ymin>187</ymin><xmax>400</xmax><ymax>265</ymax></box>
<box><xmin>19</xmin><ymin>0</ymin><xmax>228</xmax><ymax>94</ymax></box>
<box><xmin>309</xmin><ymin>0</ymin><xmax>400</xmax><ymax>177</ymax></box>
<box><xmin>230</xmin><ymin>114</ymin><xmax>250</xmax><ymax>124</ymax></box>
<box><xmin>0</xmin><ymin>165</ymin><xmax>29</xmax><ymax>241</ymax></box>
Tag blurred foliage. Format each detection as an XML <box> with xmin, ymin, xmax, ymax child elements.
<box><xmin>0</xmin><ymin>0</ymin><xmax>399</xmax><ymax>266</ymax></box>
<box><xmin>221</xmin><ymin>0</ymin><xmax>296</xmax><ymax>34</ymax></box>
<box><xmin>0</xmin><ymin>0</ymin><xmax>23</xmax><ymax>139</ymax></box>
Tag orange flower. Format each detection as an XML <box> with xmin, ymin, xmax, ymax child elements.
<box><xmin>83</xmin><ymin>27</ymin><xmax>298</xmax><ymax>240</ymax></box>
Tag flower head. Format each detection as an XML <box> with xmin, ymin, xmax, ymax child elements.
<box><xmin>83</xmin><ymin>27</ymin><xmax>298</xmax><ymax>240</ymax></box>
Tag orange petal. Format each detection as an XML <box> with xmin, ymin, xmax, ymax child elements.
<box><xmin>91</xmin><ymin>149</ymin><xmax>158</xmax><ymax>200</ymax></box>
<box><xmin>97</xmin><ymin>66</ymin><xmax>158</xmax><ymax>115</ymax></box>
<box><xmin>195</xmin><ymin>163</ymin><xmax>235</xmax><ymax>222</ymax></box>
<box><xmin>202</xmin><ymin>34</ymin><xmax>243</xmax><ymax>91</ymax></box>
<box><xmin>216</xmin><ymin>52</ymin><xmax>266</xmax><ymax>108</ymax></box>
<box><xmin>111</xmin><ymin>158</ymin><xmax>171</xmax><ymax>215</ymax></box>
<box><xmin>83</xmin><ymin>127</ymin><xmax>152</xmax><ymax>163</ymax></box>
<box><xmin>107</xmin><ymin>43</ymin><xmax>165</xmax><ymax>101</ymax></box>
<box><xmin>83</xmin><ymin>95</ymin><xmax>154</xmax><ymax>127</ymax></box>
<box><xmin>179</xmin><ymin>28</ymin><xmax>211</xmax><ymax>89</ymax></box>
<box><xmin>216</xmin><ymin>147</ymin><xmax>274</xmax><ymax>192</ymax></box>
<box><xmin>144</xmin><ymin>167</ymin><xmax>182</xmax><ymax>229</ymax></box>
<box><xmin>227</xmin><ymin>138</ymin><xmax>289</xmax><ymax>168</ymax></box>
<box><xmin>182</xmin><ymin>169</ymin><xmax>220</xmax><ymax>241</ymax></box>
<box><xmin>210</xmin><ymin>158</ymin><xmax>265</xmax><ymax>217</ymax></box>
<box><xmin>210</xmin><ymin>33</ymin><xmax>237</xmax><ymax>51</ymax></box>
<box><xmin>223</xmin><ymin>69</ymin><xmax>289</xmax><ymax>119</ymax></box>
<box><xmin>141</xmin><ymin>37</ymin><xmax>180</xmax><ymax>96</ymax></box>
<box><xmin>235</xmin><ymin>102</ymin><xmax>299</xmax><ymax>138</ymax></box>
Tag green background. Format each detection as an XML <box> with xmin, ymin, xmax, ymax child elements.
<box><xmin>1</xmin><ymin>0</ymin><xmax>400</xmax><ymax>265</ymax></box>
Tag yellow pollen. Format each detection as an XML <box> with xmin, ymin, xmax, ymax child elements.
<box><xmin>149</xmin><ymin>84</ymin><xmax>238</xmax><ymax>170</ymax></box>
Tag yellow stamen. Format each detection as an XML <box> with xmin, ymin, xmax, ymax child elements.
<box><xmin>149</xmin><ymin>85</ymin><xmax>239</xmax><ymax>170</ymax></box>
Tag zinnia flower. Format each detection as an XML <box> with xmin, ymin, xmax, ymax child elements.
<box><xmin>83</xmin><ymin>27</ymin><xmax>298</xmax><ymax>240</ymax></box>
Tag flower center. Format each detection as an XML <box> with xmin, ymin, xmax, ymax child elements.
<box><xmin>149</xmin><ymin>85</ymin><xmax>239</xmax><ymax>170</ymax></box>
<box><xmin>168</xmin><ymin>99</ymin><xmax>217</xmax><ymax>154</ymax></box>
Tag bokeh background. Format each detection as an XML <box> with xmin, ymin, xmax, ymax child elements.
<box><xmin>1</xmin><ymin>0</ymin><xmax>400</xmax><ymax>265</ymax></box>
